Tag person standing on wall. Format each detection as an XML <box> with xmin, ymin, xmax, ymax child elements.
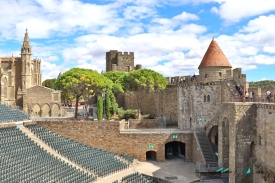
<box><xmin>245</xmin><ymin>91</ymin><xmax>249</xmax><ymax>102</ymax></box>
<box><xmin>266</xmin><ymin>90</ymin><xmax>271</xmax><ymax>103</ymax></box>
<box><xmin>249</xmin><ymin>91</ymin><xmax>254</xmax><ymax>102</ymax></box>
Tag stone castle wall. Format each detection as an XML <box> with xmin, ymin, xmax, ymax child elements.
<box><xmin>253</xmin><ymin>104</ymin><xmax>275</xmax><ymax>183</ymax></box>
<box><xmin>25</xmin><ymin>120</ymin><xmax>194</xmax><ymax>162</ymax></box>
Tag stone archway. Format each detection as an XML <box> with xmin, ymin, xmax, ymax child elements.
<box><xmin>146</xmin><ymin>151</ymin><xmax>156</xmax><ymax>161</ymax></box>
<box><xmin>51</xmin><ymin>103</ymin><xmax>60</xmax><ymax>117</ymax></box>
<box><xmin>165</xmin><ymin>141</ymin><xmax>185</xmax><ymax>160</ymax></box>
<box><xmin>41</xmin><ymin>104</ymin><xmax>50</xmax><ymax>117</ymax></box>
<box><xmin>208</xmin><ymin>125</ymin><xmax>218</xmax><ymax>145</ymax></box>
<box><xmin>31</xmin><ymin>104</ymin><xmax>41</xmax><ymax>117</ymax></box>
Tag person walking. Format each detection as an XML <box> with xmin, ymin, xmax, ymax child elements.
<box><xmin>245</xmin><ymin>91</ymin><xmax>249</xmax><ymax>102</ymax></box>
<box><xmin>266</xmin><ymin>90</ymin><xmax>271</xmax><ymax>103</ymax></box>
<box><xmin>249</xmin><ymin>91</ymin><xmax>253</xmax><ymax>102</ymax></box>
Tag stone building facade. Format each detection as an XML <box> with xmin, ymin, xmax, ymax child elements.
<box><xmin>23</xmin><ymin>86</ymin><xmax>61</xmax><ymax>117</ymax></box>
<box><xmin>0</xmin><ymin>29</ymin><xmax>61</xmax><ymax>117</ymax></box>
<box><xmin>0</xmin><ymin>29</ymin><xmax>42</xmax><ymax>107</ymax></box>
<box><xmin>106</xmin><ymin>50</ymin><xmax>142</xmax><ymax>72</ymax></box>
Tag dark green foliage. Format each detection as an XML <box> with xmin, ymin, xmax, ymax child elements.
<box><xmin>249</xmin><ymin>80</ymin><xmax>275</xmax><ymax>88</ymax></box>
<box><xmin>110</xmin><ymin>91</ymin><xmax>118</xmax><ymax>115</ymax></box>
<box><xmin>118</xmin><ymin>108</ymin><xmax>137</xmax><ymax>120</ymax></box>
<box><xmin>97</xmin><ymin>97</ymin><xmax>103</xmax><ymax>121</ymax></box>
<box><xmin>42</xmin><ymin>79</ymin><xmax>58</xmax><ymax>89</ymax></box>
<box><xmin>105</xmin><ymin>90</ymin><xmax>111</xmax><ymax>120</ymax></box>
<box><xmin>122</xmin><ymin>69</ymin><xmax>168</xmax><ymax>119</ymax></box>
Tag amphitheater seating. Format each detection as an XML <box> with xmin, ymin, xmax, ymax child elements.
<box><xmin>0</xmin><ymin>104</ymin><xmax>30</xmax><ymax>123</ymax></box>
<box><xmin>26</xmin><ymin>124</ymin><xmax>132</xmax><ymax>177</ymax></box>
<box><xmin>120</xmin><ymin>172</ymin><xmax>156</xmax><ymax>183</ymax></box>
<box><xmin>0</xmin><ymin>126</ymin><xmax>96</xmax><ymax>183</ymax></box>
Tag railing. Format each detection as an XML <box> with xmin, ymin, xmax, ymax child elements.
<box><xmin>120</xmin><ymin>128</ymin><xmax>186</xmax><ymax>134</ymax></box>
<box><xmin>226</xmin><ymin>95</ymin><xmax>275</xmax><ymax>103</ymax></box>
<box><xmin>196</xmin><ymin>162</ymin><xmax>220</xmax><ymax>173</ymax></box>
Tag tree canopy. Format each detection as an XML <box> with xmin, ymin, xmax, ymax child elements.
<box><xmin>249</xmin><ymin>80</ymin><xmax>275</xmax><ymax>88</ymax></box>
<box><xmin>122</xmin><ymin>69</ymin><xmax>167</xmax><ymax>119</ymax></box>
<box><xmin>42</xmin><ymin>79</ymin><xmax>58</xmax><ymax>89</ymax></box>
<box><xmin>58</xmin><ymin>68</ymin><xmax>109</xmax><ymax>118</ymax></box>
<box><xmin>103</xmin><ymin>71</ymin><xmax>126</xmax><ymax>94</ymax></box>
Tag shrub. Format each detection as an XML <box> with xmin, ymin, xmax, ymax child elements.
<box><xmin>118</xmin><ymin>108</ymin><xmax>137</xmax><ymax>120</ymax></box>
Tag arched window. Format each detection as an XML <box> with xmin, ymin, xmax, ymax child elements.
<box><xmin>258</xmin><ymin>135</ymin><xmax>262</xmax><ymax>145</ymax></box>
<box><xmin>207</xmin><ymin>95</ymin><xmax>210</xmax><ymax>102</ymax></box>
<box><xmin>204</xmin><ymin>95</ymin><xmax>206</xmax><ymax>102</ymax></box>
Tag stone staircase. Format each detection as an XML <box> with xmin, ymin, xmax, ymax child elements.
<box><xmin>195</xmin><ymin>131</ymin><xmax>218</xmax><ymax>172</ymax></box>
<box><xmin>196</xmin><ymin>131</ymin><xmax>217</xmax><ymax>163</ymax></box>
<box><xmin>224</xmin><ymin>80</ymin><xmax>241</xmax><ymax>102</ymax></box>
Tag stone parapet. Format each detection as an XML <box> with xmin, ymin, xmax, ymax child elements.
<box><xmin>128</xmin><ymin>119</ymin><xmax>159</xmax><ymax>129</ymax></box>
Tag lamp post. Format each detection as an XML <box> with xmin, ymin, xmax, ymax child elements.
<box><xmin>102</xmin><ymin>92</ymin><xmax>105</xmax><ymax>120</ymax></box>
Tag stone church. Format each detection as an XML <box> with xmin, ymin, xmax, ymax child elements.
<box><xmin>0</xmin><ymin>29</ymin><xmax>61</xmax><ymax>117</ymax></box>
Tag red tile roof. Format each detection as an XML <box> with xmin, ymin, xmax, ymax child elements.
<box><xmin>198</xmin><ymin>39</ymin><xmax>232</xmax><ymax>69</ymax></box>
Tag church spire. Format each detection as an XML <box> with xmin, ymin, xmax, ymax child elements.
<box><xmin>21</xmin><ymin>28</ymin><xmax>31</xmax><ymax>54</ymax></box>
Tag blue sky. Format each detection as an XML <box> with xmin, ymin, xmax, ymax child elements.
<box><xmin>0</xmin><ymin>0</ymin><xmax>275</xmax><ymax>82</ymax></box>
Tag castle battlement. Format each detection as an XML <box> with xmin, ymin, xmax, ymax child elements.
<box><xmin>106</xmin><ymin>50</ymin><xmax>139</xmax><ymax>72</ymax></box>
<box><xmin>116</xmin><ymin>52</ymin><xmax>134</xmax><ymax>56</ymax></box>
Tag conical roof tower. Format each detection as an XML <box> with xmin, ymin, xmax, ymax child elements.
<box><xmin>198</xmin><ymin>39</ymin><xmax>231</xmax><ymax>69</ymax></box>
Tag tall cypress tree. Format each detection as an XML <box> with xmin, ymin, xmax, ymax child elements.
<box><xmin>96</xmin><ymin>97</ymin><xmax>103</xmax><ymax>121</ymax></box>
<box><xmin>105</xmin><ymin>90</ymin><xmax>111</xmax><ymax>120</ymax></box>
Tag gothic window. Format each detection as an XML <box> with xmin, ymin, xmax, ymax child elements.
<box><xmin>204</xmin><ymin>95</ymin><xmax>206</xmax><ymax>102</ymax></box>
<box><xmin>207</xmin><ymin>95</ymin><xmax>210</xmax><ymax>102</ymax></box>
<box><xmin>258</xmin><ymin>135</ymin><xmax>262</xmax><ymax>146</ymax></box>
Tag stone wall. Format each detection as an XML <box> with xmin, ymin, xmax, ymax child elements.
<box><xmin>128</xmin><ymin>119</ymin><xmax>159</xmax><ymax>129</ymax></box>
<box><xmin>26</xmin><ymin>120</ymin><xmax>193</xmax><ymax>162</ymax></box>
<box><xmin>192</xmin><ymin>133</ymin><xmax>204</xmax><ymax>164</ymax></box>
<box><xmin>0</xmin><ymin>123</ymin><xmax>16</xmax><ymax>128</ymax></box>
<box><xmin>23</xmin><ymin>85</ymin><xmax>61</xmax><ymax>117</ymax></box>
<box><xmin>254</xmin><ymin>104</ymin><xmax>275</xmax><ymax>182</ymax></box>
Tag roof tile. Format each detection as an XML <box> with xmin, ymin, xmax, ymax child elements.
<box><xmin>198</xmin><ymin>40</ymin><xmax>232</xmax><ymax>69</ymax></box>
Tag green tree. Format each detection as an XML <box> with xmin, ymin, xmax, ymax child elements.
<box><xmin>103</xmin><ymin>71</ymin><xmax>126</xmax><ymax>94</ymax></box>
<box><xmin>122</xmin><ymin>69</ymin><xmax>168</xmax><ymax>119</ymax></box>
<box><xmin>42</xmin><ymin>79</ymin><xmax>58</xmax><ymax>89</ymax></box>
<box><xmin>58</xmin><ymin>68</ymin><xmax>107</xmax><ymax>119</ymax></box>
<box><xmin>105</xmin><ymin>89</ymin><xmax>111</xmax><ymax>120</ymax></box>
<box><xmin>97</xmin><ymin>97</ymin><xmax>103</xmax><ymax>120</ymax></box>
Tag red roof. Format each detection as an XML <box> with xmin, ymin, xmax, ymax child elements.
<box><xmin>198</xmin><ymin>40</ymin><xmax>232</xmax><ymax>69</ymax></box>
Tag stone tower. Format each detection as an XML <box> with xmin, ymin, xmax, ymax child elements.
<box><xmin>21</xmin><ymin>28</ymin><xmax>32</xmax><ymax>90</ymax></box>
<box><xmin>198</xmin><ymin>39</ymin><xmax>232</xmax><ymax>81</ymax></box>
<box><xmin>106</xmin><ymin>50</ymin><xmax>141</xmax><ymax>72</ymax></box>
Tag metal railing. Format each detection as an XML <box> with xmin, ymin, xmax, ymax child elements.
<box><xmin>196</xmin><ymin>162</ymin><xmax>220</xmax><ymax>173</ymax></box>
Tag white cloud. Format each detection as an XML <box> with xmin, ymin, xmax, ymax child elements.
<box><xmin>214</xmin><ymin>0</ymin><xmax>275</xmax><ymax>22</ymax></box>
<box><xmin>210</xmin><ymin>6</ymin><xmax>219</xmax><ymax>14</ymax></box>
<box><xmin>263</xmin><ymin>46</ymin><xmax>275</xmax><ymax>53</ymax></box>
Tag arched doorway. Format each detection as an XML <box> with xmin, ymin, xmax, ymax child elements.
<box><xmin>208</xmin><ymin>125</ymin><xmax>218</xmax><ymax>145</ymax></box>
<box><xmin>31</xmin><ymin>104</ymin><xmax>41</xmax><ymax>117</ymax></box>
<box><xmin>165</xmin><ymin>141</ymin><xmax>185</xmax><ymax>160</ymax></box>
<box><xmin>146</xmin><ymin>151</ymin><xmax>156</xmax><ymax>161</ymax></box>
<box><xmin>51</xmin><ymin>104</ymin><xmax>60</xmax><ymax>117</ymax></box>
<box><xmin>41</xmin><ymin>104</ymin><xmax>50</xmax><ymax>117</ymax></box>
